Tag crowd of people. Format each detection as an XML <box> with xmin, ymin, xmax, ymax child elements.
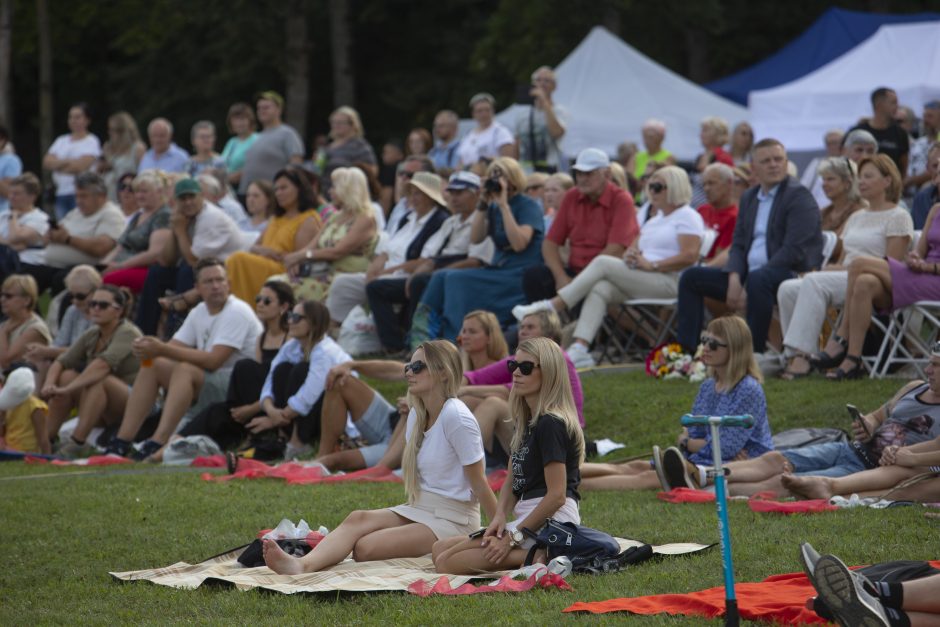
<box><xmin>0</xmin><ymin>72</ymin><xmax>939</xmax><ymax>591</ymax></box>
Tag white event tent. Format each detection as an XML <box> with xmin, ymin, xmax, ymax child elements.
<box><xmin>466</xmin><ymin>26</ymin><xmax>749</xmax><ymax>162</ymax></box>
<box><xmin>749</xmin><ymin>21</ymin><xmax>940</xmax><ymax>153</ymax></box>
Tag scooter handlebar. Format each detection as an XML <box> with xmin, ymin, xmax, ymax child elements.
<box><xmin>680</xmin><ymin>414</ymin><xmax>754</xmax><ymax>428</ymax></box>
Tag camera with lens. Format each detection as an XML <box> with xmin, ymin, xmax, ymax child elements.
<box><xmin>484</xmin><ymin>167</ymin><xmax>503</xmax><ymax>194</ymax></box>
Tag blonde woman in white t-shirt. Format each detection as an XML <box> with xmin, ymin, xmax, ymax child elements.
<box><xmin>779</xmin><ymin>156</ymin><xmax>912</xmax><ymax>379</ymax></box>
<box><xmin>263</xmin><ymin>339</ymin><xmax>497</xmax><ymax>575</ymax></box>
<box><xmin>513</xmin><ymin>166</ymin><xmax>704</xmax><ymax>368</ymax></box>
<box><xmin>456</xmin><ymin>93</ymin><xmax>515</xmax><ymax>169</ymax></box>
<box><xmin>42</xmin><ymin>103</ymin><xmax>102</xmax><ymax>219</ymax></box>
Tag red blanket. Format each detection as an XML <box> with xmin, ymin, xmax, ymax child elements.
<box><xmin>564</xmin><ymin>560</ymin><xmax>940</xmax><ymax>623</ymax></box>
<box><xmin>409</xmin><ymin>572</ymin><xmax>571</xmax><ymax>596</ymax></box>
<box><xmin>657</xmin><ymin>489</ymin><xmax>838</xmax><ymax>514</ymax></box>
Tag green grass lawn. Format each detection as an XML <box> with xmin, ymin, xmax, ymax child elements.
<box><xmin>2</xmin><ymin>371</ymin><xmax>937</xmax><ymax>625</ymax></box>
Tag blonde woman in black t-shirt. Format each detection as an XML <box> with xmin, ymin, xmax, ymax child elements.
<box><xmin>433</xmin><ymin>337</ymin><xmax>584</xmax><ymax>574</ymax></box>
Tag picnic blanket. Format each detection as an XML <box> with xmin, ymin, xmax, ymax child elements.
<box><xmin>563</xmin><ymin>560</ymin><xmax>940</xmax><ymax>623</ymax></box>
<box><xmin>658</xmin><ymin>489</ymin><xmax>838</xmax><ymax>514</ymax></box>
<box><xmin>110</xmin><ymin>538</ymin><xmax>712</xmax><ymax>595</ymax></box>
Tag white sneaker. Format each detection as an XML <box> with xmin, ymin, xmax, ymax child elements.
<box><xmin>512</xmin><ymin>299</ymin><xmax>554</xmax><ymax>321</ymax></box>
<box><xmin>754</xmin><ymin>352</ymin><xmax>784</xmax><ymax>377</ymax></box>
<box><xmin>566</xmin><ymin>343</ymin><xmax>596</xmax><ymax>368</ymax></box>
<box><xmin>284</xmin><ymin>442</ymin><xmax>313</xmax><ymax>461</ymax></box>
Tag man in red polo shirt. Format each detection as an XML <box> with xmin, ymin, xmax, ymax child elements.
<box><xmin>521</xmin><ymin>147</ymin><xmax>638</xmax><ymax>304</ymax></box>
<box><xmin>697</xmin><ymin>162</ymin><xmax>739</xmax><ymax>267</ymax></box>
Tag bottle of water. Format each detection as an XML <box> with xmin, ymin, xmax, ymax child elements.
<box><xmin>547</xmin><ymin>555</ymin><xmax>573</xmax><ymax>578</ymax></box>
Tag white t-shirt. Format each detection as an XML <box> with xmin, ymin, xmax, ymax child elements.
<box><xmin>47</xmin><ymin>133</ymin><xmax>102</xmax><ymax>196</ymax></box>
<box><xmin>259</xmin><ymin>336</ymin><xmax>352</xmax><ymax>416</ymax></box>
<box><xmin>457</xmin><ymin>122</ymin><xmax>514</xmax><ymax>167</ymax></box>
<box><xmin>172</xmin><ymin>295</ymin><xmax>262</xmax><ymax>369</ymax></box>
<box><xmin>637</xmin><ymin>204</ymin><xmax>705</xmax><ymax>263</ymax></box>
<box><xmin>0</xmin><ymin>207</ymin><xmax>50</xmax><ymax>265</ymax></box>
<box><xmin>407</xmin><ymin>397</ymin><xmax>485</xmax><ymax>502</ymax></box>
<box><xmin>190</xmin><ymin>203</ymin><xmax>246</xmax><ymax>261</ymax></box>
<box><xmin>841</xmin><ymin>206</ymin><xmax>913</xmax><ymax>265</ymax></box>
<box><xmin>44</xmin><ymin>201</ymin><xmax>126</xmax><ymax>268</ymax></box>
<box><xmin>375</xmin><ymin>209</ymin><xmax>437</xmax><ymax>272</ymax></box>
<box><xmin>420</xmin><ymin>212</ymin><xmax>494</xmax><ymax>264</ymax></box>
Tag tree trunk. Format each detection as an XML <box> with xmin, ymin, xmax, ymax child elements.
<box><xmin>0</xmin><ymin>0</ymin><xmax>12</xmax><ymax>128</ymax></box>
<box><xmin>37</xmin><ymin>0</ymin><xmax>53</xmax><ymax>200</ymax></box>
<box><xmin>329</xmin><ymin>0</ymin><xmax>354</xmax><ymax>108</ymax></box>
<box><xmin>683</xmin><ymin>27</ymin><xmax>709</xmax><ymax>84</ymax></box>
<box><xmin>283</xmin><ymin>0</ymin><xmax>310</xmax><ymax>139</ymax></box>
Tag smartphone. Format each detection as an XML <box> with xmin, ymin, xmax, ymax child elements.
<box><xmin>468</xmin><ymin>528</ymin><xmax>486</xmax><ymax>539</ymax></box>
<box><xmin>846</xmin><ymin>404</ymin><xmax>872</xmax><ymax>438</ymax></box>
<box><xmin>515</xmin><ymin>84</ymin><xmax>534</xmax><ymax>106</ymax></box>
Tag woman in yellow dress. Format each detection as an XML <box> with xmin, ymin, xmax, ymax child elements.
<box><xmin>227</xmin><ymin>167</ymin><xmax>321</xmax><ymax>303</ymax></box>
<box><xmin>277</xmin><ymin>167</ymin><xmax>378</xmax><ymax>302</ymax></box>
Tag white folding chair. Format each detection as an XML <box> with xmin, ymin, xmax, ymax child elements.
<box><xmin>867</xmin><ymin>300</ymin><xmax>940</xmax><ymax>378</ymax></box>
<box><xmin>820</xmin><ymin>230</ymin><xmax>838</xmax><ymax>266</ymax></box>
<box><xmin>597</xmin><ymin>229</ymin><xmax>717</xmax><ymax>364</ymax></box>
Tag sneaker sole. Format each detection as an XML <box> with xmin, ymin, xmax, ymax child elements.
<box><xmin>814</xmin><ymin>556</ymin><xmax>889</xmax><ymax>627</ymax></box>
<box><xmin>662</xmin><ymin>447</ymin><xmax>694</xmax><ymax>489</ymax></box>
<box><xmin>652</xmin><ymin>445</ymin><xmax>671</xmax><ymax>491</ymax></box>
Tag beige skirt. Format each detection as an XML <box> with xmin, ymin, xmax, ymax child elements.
<box><xmin>388</xmin><ymin>491</ymin><xmax>481</xmax><ymax>540</ymax></box>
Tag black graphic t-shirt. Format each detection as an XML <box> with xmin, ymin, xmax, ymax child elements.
<box><xmin>510</xmin><ymin>414</ymin><xmax>581</xmax><ymax>501</ymax></box>
<box><xmin>849</xmin><ymin>121</ymin><xmax>910</xmax><ymax>172</ymax></box>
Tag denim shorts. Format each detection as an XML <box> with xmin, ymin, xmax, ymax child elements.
<box><xmin>781</xmin><ymin>441</ymin><xmax>867</xmax><ymax>478</ymax></box>
<box><xmin>354</xmin><ymin>392</ymin><xmax>395</xmax><ymax>467</ymax></box>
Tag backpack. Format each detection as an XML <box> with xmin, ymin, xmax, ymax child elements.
<box><xmin>522</xmin><ymin>518</ymin><xmax>653</xmax><ymax>575</ymax></box>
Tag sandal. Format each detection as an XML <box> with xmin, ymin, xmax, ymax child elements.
<box><xmin>809</xmin><ymin>335</ymin><xmax>848</xmax><ymax>370</ymax></box>
<box><xmin>779</xmin><ymin>356</ymin><xmax>814</xmax><ymax>380</ymax></box>
<box><xmin>826</xmin><ymin>355</ymin><xmax>864</xmax><ymax>381</ymax></box>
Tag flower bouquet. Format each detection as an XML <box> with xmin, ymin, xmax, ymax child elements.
<box><xmin>644</xmin><ymin>342</ymin><xmax>706</xmax><ymax>382</ymax></box>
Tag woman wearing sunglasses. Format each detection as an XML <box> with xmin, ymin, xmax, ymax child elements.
<box><xmin>0</xmin><ymin>274</ymin><xmax>52</xmax><ymax>370</ymax></box>
<box><xmin>578</xmin><ymin>316</ymin><xmax>773</xmax><ymax>491</ymax></box>
<box><xmin>433</xmin><ymin>337</ymin><xmax>584</xmax><ymax>574</ymax></box>
<box><xmin>264</xmin><ymin>339</ymin><xmax>497</xmax><ymax>574</ymax></box>
<box><xmin>513</xmin><ymin>166</ymin><xmax>703</xmax><ymax>368</ymax></box>
<box><xmin>42</xmin><ymin>285</ymin><xmax>142</xmax><ymax>457</ymax></box>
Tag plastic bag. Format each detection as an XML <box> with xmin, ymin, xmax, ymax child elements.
<box><xmin>338</xmin><ymin>305</ymin><xmax>382</xmax><ymax>356</ymax></box>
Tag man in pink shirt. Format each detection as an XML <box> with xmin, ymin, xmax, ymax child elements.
<box><xmin>522</xmin><ymin>147</ymin><xmax>639</xmax><ymax>305</ymax></box>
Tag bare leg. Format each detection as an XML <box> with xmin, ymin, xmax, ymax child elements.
<box><xmin>151</xmin><ymin>362</ymin><xmax>206</xmax><ymax>444</ymax></box>
<box><xmin>783</xmin><ymin>465</ymin><xmax>928</xmax><ymax>500</ymax></box>
<box><xmin>902</xmin><ymin>573</ymin><xmax>940</xmax><ymax>614</ymax></box>
<box><xmin>581</xmin><ymin>470</ymin><xmax>663</xmax><ymax>491</ymax></box>
<box><xmin>432</xmin><ymin>536</ymin><xmax>468</xmax><ymax>564</ymax></box>
<box><xmin>473</xmin><ymin>396</ymin><xmax>512</xmax><ymax>454</ymax></box>
<box><xmin>116</xmin><ymin>357</ymin><xmax>175</xmax><ymax>441</ymax></box>
<box><xmin>351</xmin><ymin>522</ymin><xmax>438</xmax><ymax>562</ymax></box>
<box><xmin>317</xmin><ymin>449</ymin><xmax>366</xmax><ymax>472</ymax></box>
<box><xmin>460</xmin><ymin>395</ymin><xmax>482</xmax><ymax>411</ymax></box>
<box><xmin>433</xmin><ymin>536</ymin><xmax>527</xmax><ymax>574</ymax></box>
<box><xmin>45</xmin><ymin>370</ymin><xmax>80</xmax><ymax>438</ymax></box>
<box><xmin>263</xmin><ymin>509</ymin><xmax>410</xmax><ymax>574</ymax></box>
<box><xmin>721</xmin><ymin>451</ymin><xmax>789</xmax><ymax>484</ymax></box>
<box><xmin>580</xmin><ymin>459</ymin><xmax>650</xmax><ymax>478</ymax></box>
<box><xmin>727</xmin><ymin>475</ymin><xmax>787</xmax><ymax>497</ymax></box>
<box><xmin>316</xmin><ymin>378</ymin><xmax>376</xmax><ymax>458</ymax></box>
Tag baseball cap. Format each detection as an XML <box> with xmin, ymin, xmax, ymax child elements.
<box><xmin>174</xmin><ymin>178</ymin><xmax>201</xmax><ymax>198</ymax></box>
<box><xmin>447</xmin><ymin>171</ymin><xmax>482</xmax><ymax>191</ymax></box>
<box><xmin>572</xmin><ymin>148</ymin><xmax>611</xmax><ymax>172</ymax></box>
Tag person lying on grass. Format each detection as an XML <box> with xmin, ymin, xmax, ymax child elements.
<box><xmin>666</xmin><ymin>349</ymin><xmax>940</xmax><ymax>497</ymax></box>
<box><xmin>782</xmin><ymin>434</ymin><xmax>940</xmax><ymax>502</ymax></box>
<box><xmin>432</xmin><ymin>337</ymin><xmax>584</xmax><ymax>574</ymax></box>
<box><xmin>263</xmin><ymin>340</ymin><xmax>497</xmax><ymax>574</ymax></box>
<box><xmin>579</xmin><ymin>315</ymin><xmax>773</xmax><ymax>491</ymax></box>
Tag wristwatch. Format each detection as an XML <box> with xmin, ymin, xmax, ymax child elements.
<box><xmin>509</xmin><ymin>529</ymin><xmax>525</xmax><ymax>547</ymax></box>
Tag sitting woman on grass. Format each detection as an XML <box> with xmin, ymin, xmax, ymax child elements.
<box><xmin>432</xmin><ymin>337</ymin><xmax>584</xmax><ymax>574</ymax></box>
<box><xmin>458</xmin><ymin>310</ymin><xmax>508</xmax><ymax>372</ymax></box>
<box><xmin>579</xmin><ymin>315</ymin><xmax>773</xmax><ymax>491</ymax></box>
<box><xmin>0</xmin><ymin>274</ymin><xmax>52</xmax><ymax>370</ymax></box>
<box><xmin>263</xmin><ymin>340</ymin><xmax>498</xmax><ymax>574</ymax></box>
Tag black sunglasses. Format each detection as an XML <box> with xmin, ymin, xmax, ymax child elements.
<box><xmin>89</xmin><ymin>300</ymin><xmax>117</xmax><ymax>310</ymax></box>
<box><xmin>255</xmin><ymin>295</ymin><xmax>273</xmax><ymax>305</ymax></box>
<box><xmin>507</xmin><ymin>359</ymin><xmax>539</xmax><ymax>376</ymax></box>
<box><xmin>700</xmin><ymin>335</ymin><xmax>728</xmax><ymax>350</ymax></box>
<box><xmin>119</xmin><ymin>184</ymin><xmax>133</xmax><ymax>192</ymax></box>
<box><xmin>286</xmin><ymin>312</ymin><xmax>305</xmax><ymax>324</ymax></box>
<box><xmin>404</xmin><ymin>360</ymin><xmax>428</xmax><ymax>376</ymax></box>
<box><xmin>398</xmin><ymin>171</ymin><xmax>415</xmax><ymax>180</ymax></box>
<box><xmin>69</xmin><ymin>291</ymin><xmax>91</xmax><ymax>302</ymax></box>
<box><xmin>648</xmin><ymin>182</ymin><xmax>667</xmax><ymax>193</ymax></box>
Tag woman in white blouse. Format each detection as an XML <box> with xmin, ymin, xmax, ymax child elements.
<box><xmin>778</xmin><ymin>155</ymin><xmax>912</xmax><ymax>379</ymax></box>
<box><xmin>263</xmin><ymin>339</ymin><xmax>497</xmax><ymax>574</ymax></box>
<box><xmin>0</xmin><ymin>173</ymin><xmax>49</xmax><ymax>266</ymax></box>
<box><xmin>513</xmin><ymin>166</ymin><xmax>704</xmax><ymax>368</ymax></box>
<box><xmin>456</xmin><ymin>93</ymin><xmax>515</xmax><ymax>169</ymax></box>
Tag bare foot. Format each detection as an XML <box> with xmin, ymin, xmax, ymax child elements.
<box><xmin>262</xmin><ymin>538</ymin><xmax>304</xmax><ymax>575</ymax></box>
<box><xmin>781</xmin><ymin>474</ymin><xmax>834</xmax><ymax>500</ymax></box>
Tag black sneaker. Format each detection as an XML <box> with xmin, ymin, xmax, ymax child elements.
<box><xmin>130</xmin><ymin>439</ymin><xmax>162</xmax><ymax>461</ymax></box>
<box><xmin>662</xmin><ymin>446</ymin><xmax>700</xmax><ymax>489</ymax></box>
<box><xmin>104</xmin><ymin>437</ymin><xmax>132</xmax><ymax>458</ymax></box>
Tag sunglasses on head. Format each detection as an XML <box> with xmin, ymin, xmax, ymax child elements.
<box><xmin>647</xmin><ymin>182</ymin><xmax>667</xmax><ymax>193</ymax></box>
<box><xmin>404</xmin><ymin>360</ymin><xmax>428</xmax><ymax>376</ymax></box>
<box><xmin>507</xmin><ymin>359</ymin><xmax>539</xmax><ymax>375</ymax></box>
<box><xmin>700</xmin><ymin>335</ymin><xmax>728</xmax><ymax>350</ymax></box>
<box><xmin>69</xmin><ymin>291</ymin><xmax>91</xmax><ymax>302</ymax></box>
<box><xmin>286</xmin><ymin>312</ymin><xmax>305</xmax><ymax>324</ymax></box>
<box><xmin>255</xmin><ymin>295</ymin><xmax>273</xmax><ymax>305</ymax></box>
<box><xmin>89</xmin><ymin>300</ymin><xmax>117</xmax><ymax>310</ymax></box>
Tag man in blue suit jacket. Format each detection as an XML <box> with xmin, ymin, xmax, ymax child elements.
<box><xmin>677</xmin><ymin>138</ymin><xmax>823</xmax><ymax>354</ymax></box>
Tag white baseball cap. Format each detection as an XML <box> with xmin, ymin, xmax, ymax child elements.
<box><xmin>572</xmin><ymin>148</ymin><xmax>611</xmax><ymax>172</ymax></box>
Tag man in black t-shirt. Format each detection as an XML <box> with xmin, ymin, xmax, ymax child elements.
<box><xmin>847</xmin><ymin>87</ymin><xmax>909</xmax><ymax>175</ymax></box>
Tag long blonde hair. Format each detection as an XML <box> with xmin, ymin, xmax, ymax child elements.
<box><xmin>330</xmin><ymin>167</ymin><xmax>372</xmax><ymax>217</ymax></box>
<box><xmin>706</xmin><ymin>316</ymin><xmax>762</xmax><ymax>386</ymax></box>
<box><xmin>459</xmin><ymin>310</ymin><xmax>508</xmax><ymax>372</ymax></box>
<box><xmin>401</xmin><ymin>340</ymin><xmax>463</xmax><ymax>504</ymax></box>
<box><xmin>508</xmin><ymin>337</ymin><xmax>584</xmax><ymax>464</ymax></box>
